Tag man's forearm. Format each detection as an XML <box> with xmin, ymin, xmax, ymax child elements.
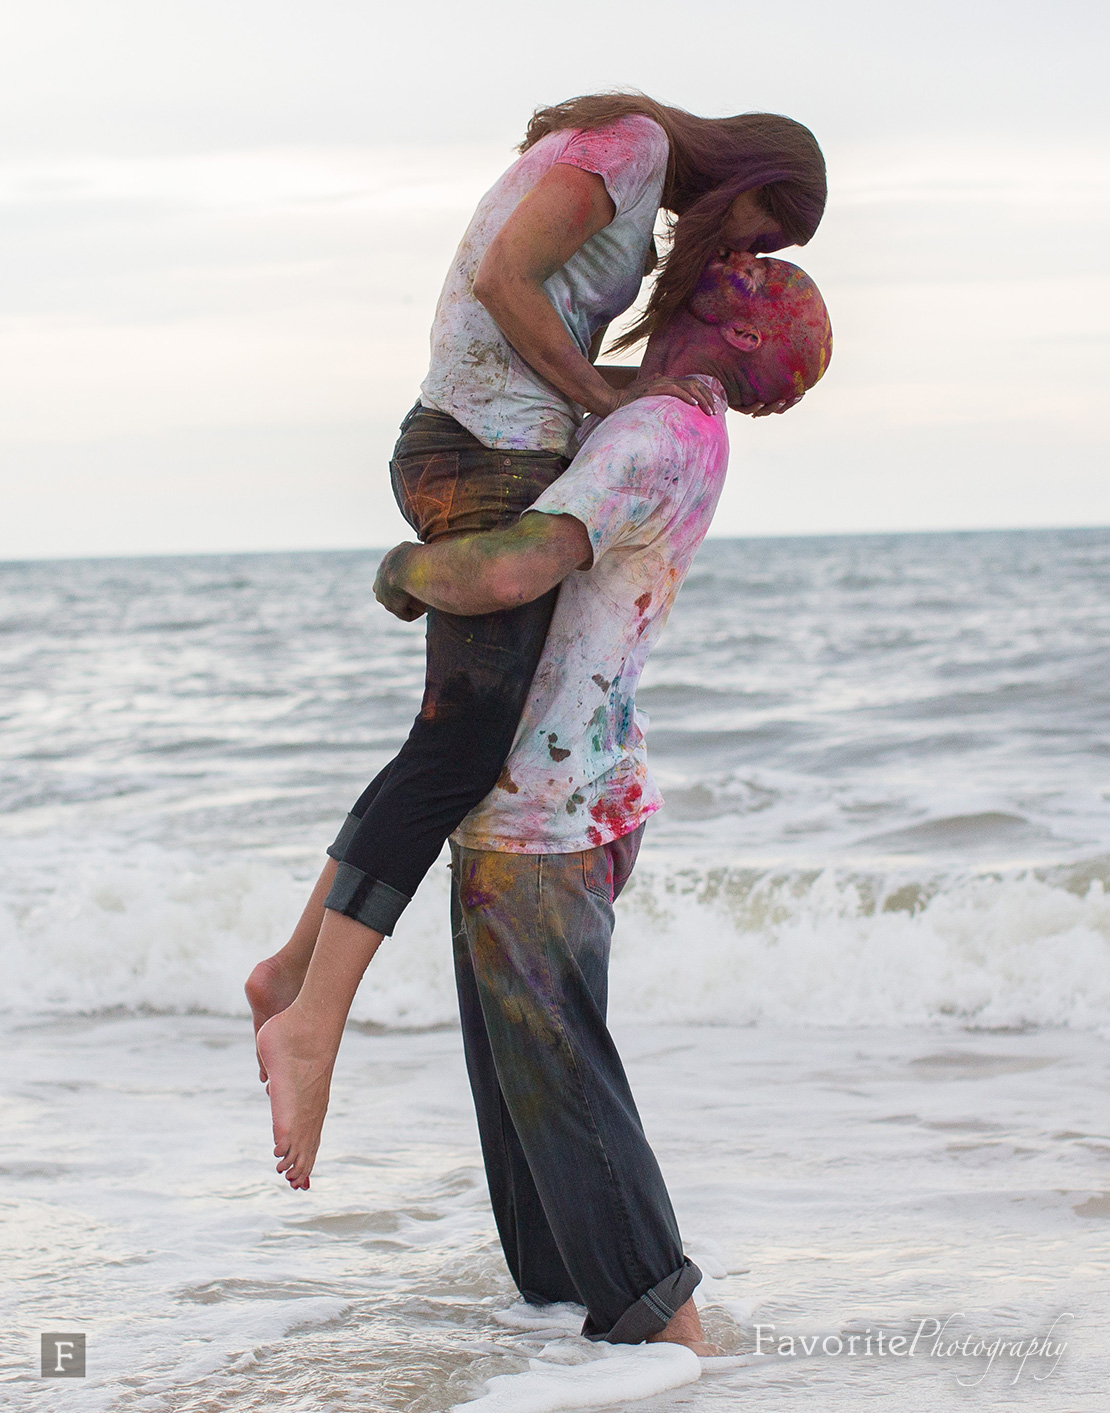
<box><xmin>376</xmin><ymin>515</ymin><xmax>592</xmax><ymax>619</ymax></box>
<box><xmin>390</xmin><ymin>536</ymin><xmax>521</xmax><ymax>616</ymax></box>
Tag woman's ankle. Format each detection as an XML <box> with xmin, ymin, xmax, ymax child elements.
<box><xmin>280</xmin><ymin>993</ymin><xmax>347</xmax><ymax>1052</ymax></box>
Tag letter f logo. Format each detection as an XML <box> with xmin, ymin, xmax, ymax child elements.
<box><xmin>41</xmin><ymin>1333</ymin><xmax>85</xmax><ymax>1378</ymax></box>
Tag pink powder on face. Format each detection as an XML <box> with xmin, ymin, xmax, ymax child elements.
<box><xmin>690</xmin><ymin>252</ymin><xmax>832</xmax><ymax>404</ymax></box>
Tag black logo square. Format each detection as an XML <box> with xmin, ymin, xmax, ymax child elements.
<box><xmin>41</xmin><ymin>1333</ymin><xmax>85</xmax><ymax>1378</ymax></box>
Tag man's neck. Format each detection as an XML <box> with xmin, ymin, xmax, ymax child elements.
<box><xmin>638</xmin><ymin>312</ymin><xmax>749</xmax><ymax>407</ymax></box>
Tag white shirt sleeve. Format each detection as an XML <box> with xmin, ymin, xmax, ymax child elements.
<box><xmin>528</xmin><ymin>399</ymin><xmax>688</xmax><ymax>560</ymax></box>
<box><xmin>554</xmin><ymin>116</ymin><xmax>670</xmax><ymax>219</ymax></box>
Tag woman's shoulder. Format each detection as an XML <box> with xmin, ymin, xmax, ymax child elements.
<box><xmin>587</xmin><ymin>113</ymin><xmax>670</xmax><ymax>162</ymax></box>
<box><xmin>556</xmin><ymin>114</ymin><xmax>669</xmax><ymax>200</ymax></box>
<box><xmin>524</xmin><ymin>114</ymin><xmax>669</xmax><ymax>177</ymax></box>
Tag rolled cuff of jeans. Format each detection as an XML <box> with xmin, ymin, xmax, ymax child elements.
<box><xmin>324</xmin><ymin>861</ymin><xmax>410</xmax><ymax>936</ymax></box>
<box><xmin>326</xmin><ymin>812</ymin><xmax>362</xmax><ymax>862</ymax></box>
<box><xmin>586</xmin><ymin>1257</ymin><xmax>702</xmax><ymax>1345</ymax></box>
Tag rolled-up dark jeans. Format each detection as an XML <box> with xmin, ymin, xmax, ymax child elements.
<box><xmin>324</xmin><ymin>405</ymin><xmax>570</xmax><ymax>934</ymax></box>
<box><xmin>449</xmin><ymin>825</ymin><xmax>702</xmax><ymax>1340</ymax></box>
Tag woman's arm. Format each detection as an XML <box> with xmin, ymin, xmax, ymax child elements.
<box><xmin>373</xmin><ymin>514</ymin><xmax>593</xmax><ymax>620</ymax></box>
<box><xmin>590</xmin><ymin>323</ymin><xmax>640</xmax><ymax>391</ymax></box>
<box><xmin>596</xmin><ymin>366</ymin><xmax>641</xmax><ymax>391</ymax></box>
<box><xmin>473</xmin><ymin>165</ymin><xmax>715</xmax><ymax>418</ymax></box>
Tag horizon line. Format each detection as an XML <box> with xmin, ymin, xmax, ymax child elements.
<box><xmin>3</xmin><ymin>521</ymin><xmax>1109</xmax><ymax>569</ymax></box>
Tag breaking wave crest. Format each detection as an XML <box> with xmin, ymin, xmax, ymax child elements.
<box><xmin>3</xmin><ymin>843</ymin><xmax>1109</xmax><ymax>1030</ymax></box>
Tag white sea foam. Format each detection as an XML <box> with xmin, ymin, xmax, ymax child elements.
<box><xmin>4</xmin><ymin>841</ymin><xmax>1109</xmax><ymax>1031</ymax></box>
<box><xmin>612</xmin><ymin>854</ymin><xmax>1110</xmax><ymax>1030</ymax></box>
<box><xmin>452</xmin><ymin>1342</ymin><xmax>700</xmax><ymax>1412</ymax></box>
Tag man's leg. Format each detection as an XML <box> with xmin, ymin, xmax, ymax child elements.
<box><xmin>452</xmin><ymin>832</ymin><xmax>704</xmax><ymax>1344</ymax></box>
<box><xmin>450</xmin><ymin>851</ymin><xmax>581</xmax><ymax>1306</ymax></box>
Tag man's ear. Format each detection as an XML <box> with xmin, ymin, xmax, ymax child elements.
<box><xmin>721</xmin><ymin>324</ymin><xmax>762</xmax><ymax>352</ymax></box>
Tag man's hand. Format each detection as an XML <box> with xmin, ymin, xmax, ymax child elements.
<box><xmin>737</xmin><ymin>393</ymin><xmax>804</xmax><ymax>417</ymax></box>
<box><xmin>372</xmin><ymin>515</ymin><xmax>592</xmax><ymax>619</ymax></box>
<box><xmin>373</xmin><ymin>543</ymin><xmax>428</xmax><ymax>621</ymax></box>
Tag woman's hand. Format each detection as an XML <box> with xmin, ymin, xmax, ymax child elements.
<box><xmin>373</xmin><ymin>544</ymin><xmax>427</xmax><ymax>621</ymax></box>
<box><xmin>612</xmin><ymin>375</ymin><xmax>719</xmax><ymax>416</ymax></box>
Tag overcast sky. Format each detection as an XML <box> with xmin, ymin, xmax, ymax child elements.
<box><xmin>1</xmin><ymin>0</ymin><xmax>1107</xmax><ymax>558</ymax></box>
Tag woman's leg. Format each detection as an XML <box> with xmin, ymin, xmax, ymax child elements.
<box><xmin>245</xmin><ymin>857</ymin><xmax>337</xmax><ymax>1076</ymax></box>
<box><xmin>256</xmin><ymin>906</ymin><xmax>386</xmax><ymax>1189</ymax></box>
<box><xmin>324</xmin><ymin>407</ymin><xmax>568</xmax><ymax>935</ymax></box>
<box><xmin>247</xmin><ymin>408</ymin><xmax>564</xmax><ymax>1075</ymax></box>
<box><xmin>325</xmin><ymin>587</ymin><xmax>560</xmax><ymax>932</ymax></box>
<box><xmin>253</xmin><ymin>582</ymin><xmax>557</xmax><ymax>1189</ymax></box>
<box><xmin>245</xmin><ymin>760</ymin><xmax>395</xmax><ymax>1047</ymax></box>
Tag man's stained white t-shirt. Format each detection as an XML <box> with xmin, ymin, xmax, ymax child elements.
<box><xmin>454</xmin><ymin>377</ymin><xmax>729</xmax><ymax>855</ymax></box>
<box><xmin>420</xmin><ymin>115</ymin><xmax>669</xmax><ymax>455</ymax></box>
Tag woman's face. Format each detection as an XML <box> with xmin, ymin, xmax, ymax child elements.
<box><xmin>719</xmin><ymin>188</ymin><xmax>783</xmax><ymax>253</ymax></box>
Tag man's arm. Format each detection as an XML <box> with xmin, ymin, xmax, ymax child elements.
<box><xmin>373</xmin><ymin>512</ymin><xmax>593</xmax><ymax>619</ymax></box>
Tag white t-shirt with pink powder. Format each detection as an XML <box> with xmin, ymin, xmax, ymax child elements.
<box><xmin>420</xmin><ymin>116</ymin><xmax>670</xmax><ymax>454</ymax></box>
<box><xmin>453</xmin><ymin>377</ymin><xmax>729</xmax><ymax>855</ymax></box>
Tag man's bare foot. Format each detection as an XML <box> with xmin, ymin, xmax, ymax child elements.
<box><xmin>246</xmin><ymin>955</ymin><xmax>309</xmax><ymax>1079</ymax></box>
<box><xmin>646</xmin><ymin>1298</ymin><xmax>722</xmax><ymax>1357</ymax></box>
<box><xmin>256</xmin><ymin>1005</ymin><xmax>337</xmax><ymax>1190</ymax></box>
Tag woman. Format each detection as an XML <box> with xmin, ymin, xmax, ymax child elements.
<box><xmin>247</xmin><ymin>90</ymin><xmax>826</xmax><ymax>1169</ymax></box>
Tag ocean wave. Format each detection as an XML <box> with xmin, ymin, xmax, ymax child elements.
<box><xmin>612</xmin><ymin>854</ymin><xmax>1110</xmax><ymax>1029</ymax></box>
<box><xmin>2</xmin><ymin>843</ymin><xmax>1108</xmax><ymax>1031</ymax></box>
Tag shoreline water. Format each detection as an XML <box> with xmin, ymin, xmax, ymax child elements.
<box><xmin>3</xmin><ymin>528</ymin><xmax>1110</xmax><ymax>1407</ymax></box>
<box><xmin>3</xmin><ymin>1013</ymin><xmax>1108</xmax><ymax>1410</ymax></box>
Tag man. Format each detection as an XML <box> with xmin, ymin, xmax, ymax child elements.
<box><xmin>255</xmin><ymin>249</ymin><xmax>832</xmax><ymax>1351</ymax></box>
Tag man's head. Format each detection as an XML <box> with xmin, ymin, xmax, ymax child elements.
<box><xmin>639</xmin><ymin>251</ymin><xmax>832</xmax><ymax>411</ymax></box>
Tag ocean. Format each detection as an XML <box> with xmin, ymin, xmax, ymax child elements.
<box><xmin>3</xmin><ymin>529</ymin><xmax>1109</xmax><ymax>1410</ymax></box>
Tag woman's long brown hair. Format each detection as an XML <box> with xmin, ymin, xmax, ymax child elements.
<box><xmin>522</xmin><ymin>92</ymin><xmax>826</xmax><ymax>351</ymax></box>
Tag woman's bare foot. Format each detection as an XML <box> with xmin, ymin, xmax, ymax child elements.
<box><xmin>646</xmin><ymin>1298</ymin><xmax>722</xmax><ymax>1357</ymax></box>
<box><xmin>256</xmin><ymin>1005</ymin><xmax>337</xmax><ymax>1190</ymax></box>
<box><xmin>246</xmin><ymin>955</ymin><xmax>309</xmax><ymax>1080</ymax></box>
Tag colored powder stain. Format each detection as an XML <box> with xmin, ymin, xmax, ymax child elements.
<box><xmin>592</xmin><ymin>674</ymin><xmax>611</xmax><ymax>692</ymax></box>
<box><xmin>460</xmin><ymin>867</ymin><xmax>497</xmax><ymax>913</ymax></box>
<box><xmin>496</xmin><ymin>765</ymin><xmax>520</xmax><ymax>794</ymax></box>
<box><xmin>565</xmin><ymin>791</ymin><xmax>585</xmax><ymax>815</ymax></box>
<box><xmin>588</xmin><ymin>703</ymin><xmax>608</xmax><ymax>754</ymax></box>
<box><xmin>635</xmin><ymin>590</ymin><xmax>652</xmax><ymax>616</ymax></box>
<box><xmin>612</xmin><ymin>692</ymin><xmax>636</xmax><ymax>746</ymax></box>
<box><xmin>459</xmin><ymin>849</ymin><xmax>522</xmax><ymax>915</ymax></box>
<box><xmin>588</xmin><ymin>781</ymin><xmax>644</xmax><ymax>834</ymax></box>
<box><xmin>547</xmin><ymin>732</ymin><xmax>571</xmax><ymax>763</ymax></box>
